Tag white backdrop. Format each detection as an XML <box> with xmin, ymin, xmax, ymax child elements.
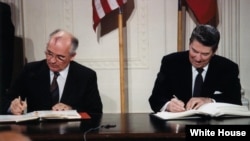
<box><xmin>2</xmin><ymin>0</ymin><xmax>250</xmax><ymax>112</ymax></box>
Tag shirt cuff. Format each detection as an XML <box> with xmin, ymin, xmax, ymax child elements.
<box><xmin>160</xmin><ymin>101</ymin><xmax>170</xmax><ymax>112</ymax></box>
<box><xmin>211</xmin><ymin>98</ymin><xmax>216</xmax><ymax>103</ymax></box>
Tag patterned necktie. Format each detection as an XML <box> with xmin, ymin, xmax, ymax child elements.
<box><xmin>193</xmin><ymin>68</ymin><xmax>204</xmax><ymax>97</ymax></box>
<box><xmin>50</xmin><ymin>72</ymin><xmax>60</xmax><ymax>105</ymax></box>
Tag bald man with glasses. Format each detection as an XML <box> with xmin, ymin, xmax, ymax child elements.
<box><xmin>2</xmin><ymin>29</ymin><xmax>103</xmax><ymax>115</ymax></box>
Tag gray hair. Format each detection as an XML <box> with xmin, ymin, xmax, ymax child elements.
<box><xmin>49</xmin><ymin>29</ymin><xmax>79</xmax><ymax>55</ymax></box>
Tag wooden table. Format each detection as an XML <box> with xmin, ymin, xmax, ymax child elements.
<box><xmin>0</xmin><ymin>113</ymin><xmax>250</xmax><ymax>141</ymax></box>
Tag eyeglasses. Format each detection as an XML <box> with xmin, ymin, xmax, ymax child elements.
<box><xmin>45</xmin><ymin>50</ymin><xmax>67</xmax><ymax>62</ymax></box>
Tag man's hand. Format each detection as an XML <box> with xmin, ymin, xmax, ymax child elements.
<box><xmin>10</xmin><ymin>97</ymin><xmax>27</xmax><ymax>115</ymax></box>
<box><xmin>186</xmin><ymin>97</ymin><xmax>213</xmax><ymax>110</ymax></box>
<box><xmin>52</xmin><ymin>103</ymin><xmax>72</xmax><ymax>111</ymax></box>
<box><xmin>166</xmin><ymin>97</ymin><xmax>186</xmax><ymax>112</ymax></box>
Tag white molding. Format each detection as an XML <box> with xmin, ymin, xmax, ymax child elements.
<box><xmin>217</xmin><ymin>0</ymin><xmax>240</xmax><ymax>64</ymax></box>
<box><xmin>63</xmin><ymin>0</ymin><xmax>73</xmax><ymax>32</ymax></box>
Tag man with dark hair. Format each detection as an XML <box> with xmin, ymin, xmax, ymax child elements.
<box><xmin>149</xmin><ymin>24</ymin><xmax>242</xmax><ymax>113</ymax></box>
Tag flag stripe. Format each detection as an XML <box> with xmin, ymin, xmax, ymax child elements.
<box><xmin>92</xmin><ymin>0</ymin><xmax>127</xmax><ymax>31</ymax></box>
<box><xmin>117</xmin><ymin>0</ymin><xmax>127</xmax><ymax>6</ymax></box>
<box><xmin>94</xmin><ymin>0</ymin><xmax>105</xmax><ymax>20</ymax></box>
<box><xmin>101</xmin><ymin>0</ymin><xmax>112</xmax><ymax>14</ymax></box>
<box><xmin>106</xmin><ymin>0</ymin><xmax>119</xmax><ymax>10</ymax></box>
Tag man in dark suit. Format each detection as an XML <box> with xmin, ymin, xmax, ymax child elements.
<box><xmin>149</xmin><ymin>24</ymin><xmax>242</xmax><ymax>113</ymax></box>
<box><xmin>3</xmin><ymin>29</ymin><xmax>103</xmax><ymax>114</ymax></box>
<box><xmin>0</xmin><ymin>2</ymin><xmax>15</xmax><ymax>114</ymax></box>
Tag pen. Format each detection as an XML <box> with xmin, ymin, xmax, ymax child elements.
<box><xmin>173</xmin><ymin>95</ymin><xmax>179</xmax><ymax>100</ymax></box>
<box><xmin>19</xmin><ymin>96</ymin><xmax>27</xmax><ymax>114</ymax></box>
<box><xmin>173</xmin><ymin>95</ymin><xmax>186</xmax><ymax>110</ymax></box>
<box><xmin>18</xmin><ymin>96</ymin><xmax>23</xmax><ymax>105</ymax></box>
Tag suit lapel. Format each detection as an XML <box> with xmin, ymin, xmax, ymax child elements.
<box><xmin>60</xmin><ymin>62</ymin><xmax>78</xmax><ymax>102</ymax></box>
<box><xmin>35</xmin><ymin>63</ymin><xmax>51</xmax><ymax>96</ymax></box>
<box><xmin>201</xmin><ymin>58</ymin><xmax>218</xmax><ymax>97</ymax></box>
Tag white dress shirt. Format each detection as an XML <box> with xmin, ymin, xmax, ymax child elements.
<box><xmin>50</xmin><ymin>64</ymin><xmax>69</xmax><ymax>101</ymax></box>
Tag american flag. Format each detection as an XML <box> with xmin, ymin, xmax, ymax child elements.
<box><xmin>92</xmin><ymin>0</ymin><xmax>127</xmax><ymax>31</ymax></box>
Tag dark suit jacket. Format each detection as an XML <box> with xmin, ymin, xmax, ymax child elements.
<box><xmin>3</xmin><ymin>60</ymin><xmax>103</xmax><ymax>114</ymax></box>
<box><xmin>0</xmin><ymin>2</ymin><xmax>15</xmax><ymax>114</ymax></box>
<box><xmin>149</xmin><ymin>51</ymin><xmax>242</xmax><ymax>113</ymax></box>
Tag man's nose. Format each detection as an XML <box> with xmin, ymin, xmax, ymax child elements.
<box><xmin>50</xmin><ymin>56</ymin><xmax>57</xmax><ymax>63</ymax></box>
<box><xmin>195</xmin><ymin>54</ymin><xmax>202</xmax><ymax>61</ymax></box>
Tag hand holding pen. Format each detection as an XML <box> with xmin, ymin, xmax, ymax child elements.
<box><xmin>166</xmin><ymin>95</ymin><xmax>186</xmax><ymax>112</ymax></box>
<box><xmin>10</xmin><ymin>96</ymin><xmax>27</xmax><ymax>115</ymax></box>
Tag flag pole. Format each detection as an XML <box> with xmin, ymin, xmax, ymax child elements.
<box><xmin>177</xmin><ymin>0</ymin><xmax>186</xmax><ymax>51</ymax></box>
<box><xmin>118</xmin><ymin>7</ymin><xmax>126</xmax><ymax>113</ymax></box>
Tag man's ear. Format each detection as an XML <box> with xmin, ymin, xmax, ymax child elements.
<box><xmin>70</xmin><ymin>53</ymin><xmax>76</xmax><ymax>61</ymax></box>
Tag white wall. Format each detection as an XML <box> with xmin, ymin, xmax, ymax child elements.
<box><xmin>240</xmin><ymin>0</ymin><xmax>250</xmax><ymax>106</ymax></box>
<box><xmin>3</xmin><ymin>0</ymin><xmax>250</xmax><ymax>112</ymax></box>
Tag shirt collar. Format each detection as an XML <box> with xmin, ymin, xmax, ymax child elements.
<box><xmin>50</xmin><ymin>64</ymin><xmax>70</xmax><ymax>79</ymax></box>
<box><xmin>192</xmin><ymin>64</ymin><xmax>209</xmax><ymax>73</ymax></box>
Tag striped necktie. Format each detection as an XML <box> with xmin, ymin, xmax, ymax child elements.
<box><xmin>50</xmin><ymin>72</ymin><xmax>60</xmax><ymax>105</ymax></box>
